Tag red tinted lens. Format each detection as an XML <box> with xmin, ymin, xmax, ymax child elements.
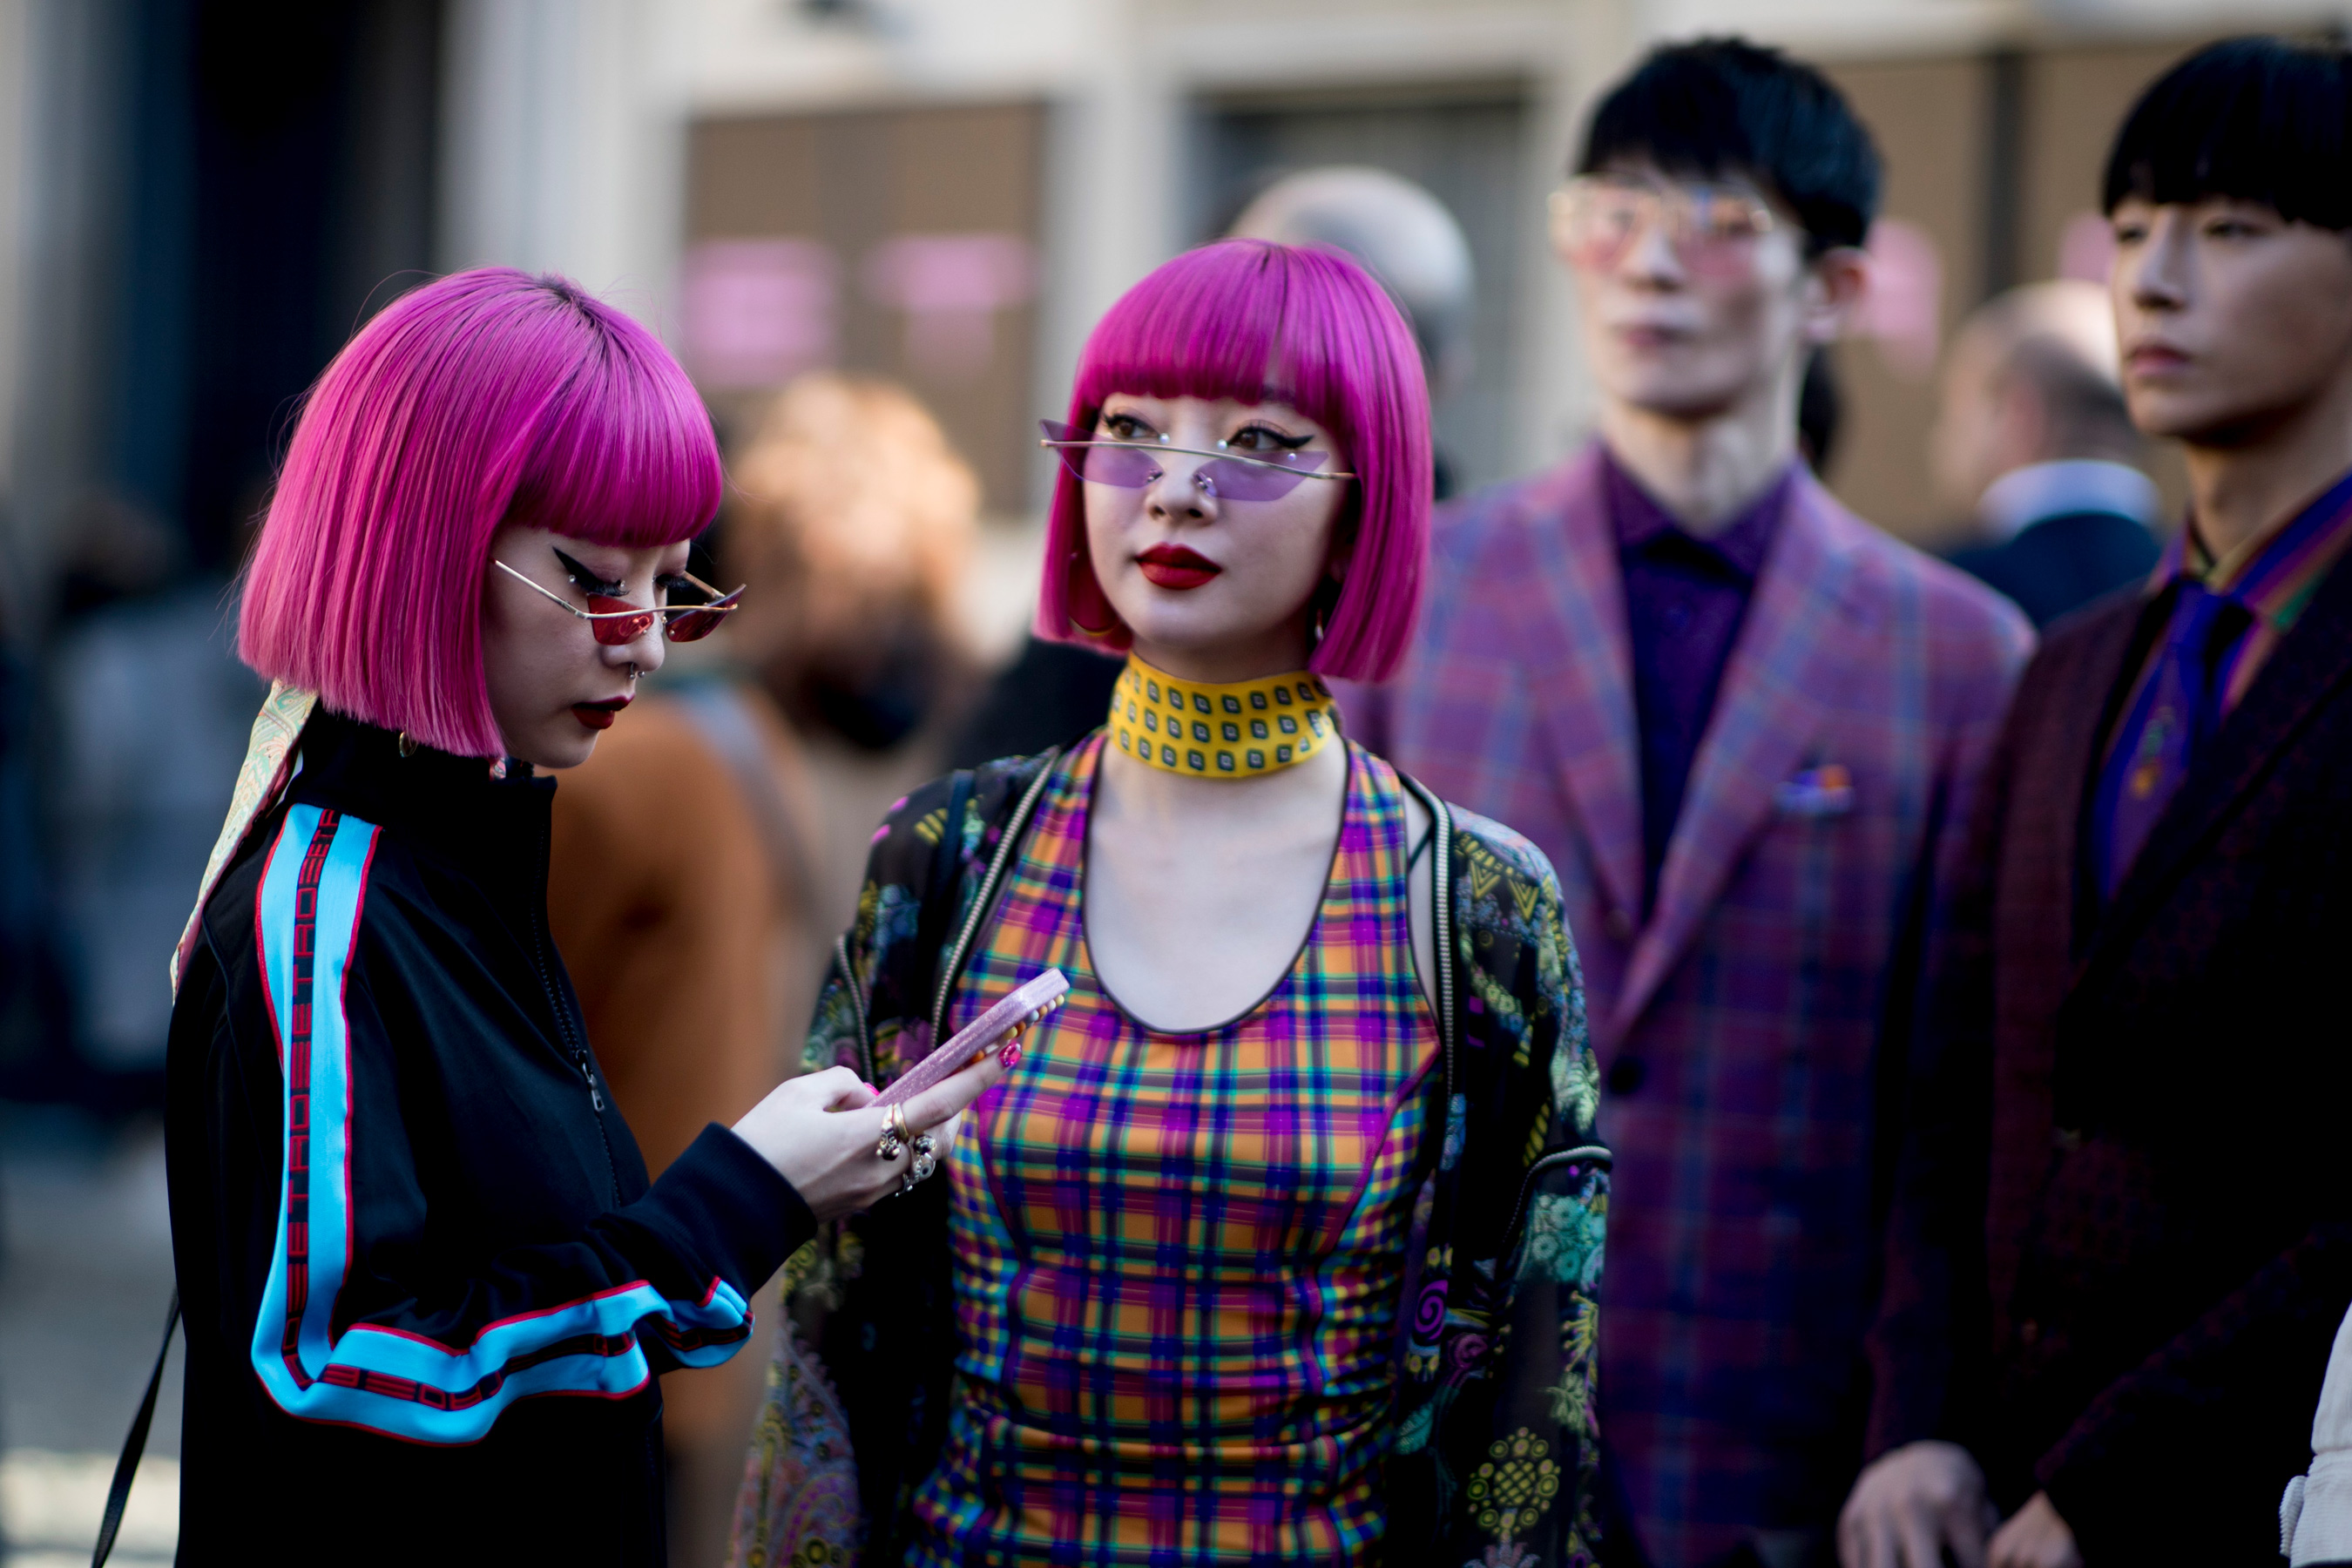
<box><xmin>662</xmin><ymin>588</ymin><xmax>741</xmax><ymax>643</ymax></box>
<box><xmin>585</xmin><ymin>596</ymin><xmax>659</xmax><ymax>645</ymax></box>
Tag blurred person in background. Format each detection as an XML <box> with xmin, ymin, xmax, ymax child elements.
<box><xmin>948</xmin><ymin>166</ymin><xmax>1481</xmax><ymax>772</ymax></box>
<box><xmin>732</xmin><ymin>239</ymin><xmax>1605</xmax><ymax>1568</ymax></box>
<box><xmin>45</xmin><ymin>494</ymin><xmax>266</xmax><ymax>1104</ymax></box>
<box><xmin>552</xmin><ymin>371</ymin><xmax>982</xmax><ymax>1564</ymax></box>
<box><xmin>1847</xmin><ymin>36</ymin><xmax>2352</xmax><ymax>1568</ymax></box>
<box><xmin>160</xmin><ymin>268</ymin><xmax>1008</xmax><ymax>1565</ymax></box>
<box><xmin>1937</xmin><ymin>280</ymin><xmax>2162</xmax><ymax>626</ymax></box>
<box><xmin>1346</xmin><ymin>39</ymin><xmax>2032</xmax><ymax>1566</ymax></box>
<box><xmin>729</xmin><ymin>373</ymin><xmax>983</xmax><ymax>936</ymax></box>
<box><xmin>547</xmin><ymin>673</ymin><xmax>824</xmax><ymax>1564</ymax></box>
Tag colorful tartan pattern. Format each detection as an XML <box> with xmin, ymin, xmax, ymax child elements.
<box><xmin>1343</xmin><ymin>445</ymin><xmax>2031</xmax><ymax>1563</ymax></box>
<box><xmin>907</xmin><ymin>734</ymin><xmax>1440</xmax><ymax>1567</ymax></box>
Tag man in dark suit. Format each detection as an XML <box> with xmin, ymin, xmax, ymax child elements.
<box><xmin>1841</xmin><ymin>36</ymin><xmax>2352</xmax><ymax>1568</ymax></box>
<box><xmin>1938</xmin><ymin>280</ymin><xmax>2161</xmax><ymax>627</ymax></box>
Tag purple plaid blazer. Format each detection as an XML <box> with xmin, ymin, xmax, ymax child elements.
<box><xmin>1344</xmin><ymin>445</ymin><xmax>2031</xmax><ymax>1565</ymax></box>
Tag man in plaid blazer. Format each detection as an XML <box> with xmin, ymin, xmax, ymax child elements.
<box><xmin>1346</xmin><ymin>42</ymin><xmax>2031</xmax><ymax>1565</ymax></box>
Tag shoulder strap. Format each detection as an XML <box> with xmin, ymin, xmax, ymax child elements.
<box><xmin>1396</xmin><ymin>769</ymin><xmax>1456</xmax><ymax>1087</ymax></box>
<box><xmin>926</xmin><ymin>753</ymin><xmax>1060</xmax><ymax>1046</ymax></box>
<box><xmin>908</xmin><ymin>769</ymin><xmax>977</xmax><ymax>1043</ymax></box>
<box><xmin>93</xmin><ymin>1290</ymin><xmax>179</xmax><ymax>1568</ymax></box>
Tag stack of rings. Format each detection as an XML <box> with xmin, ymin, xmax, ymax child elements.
<box><xmin>875</xmin><ymin>1105</ymin><xmax>943</xmax><ymax>1196</ymax></box>
<box><xmin>901</xmin><ymin>1135</ymin><xmax>937</xmax><ymax>1196</ymax></box>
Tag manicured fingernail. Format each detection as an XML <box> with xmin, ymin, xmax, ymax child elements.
<box><xmin>998</xmin><ymin>1042</ymin><xmax>1022</xmax><ymax>1070</ymax></box>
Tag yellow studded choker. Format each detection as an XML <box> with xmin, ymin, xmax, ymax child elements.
<box><xmin>1108</xmin><ymin>657</ymin><xmax>1338</xmax><ymax>779</ymax></box>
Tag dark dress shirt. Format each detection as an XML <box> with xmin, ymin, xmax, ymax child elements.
<box><xmin>1605</xmin><ymin>451</ymin><xmax>1790</xmax><ymax>913</ymax></box>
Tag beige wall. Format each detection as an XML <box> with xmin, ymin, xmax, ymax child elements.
<box><xmin>685</xmin><ymin>103</ymin><xmax>1047</xmax><ymax>509</ymax></box>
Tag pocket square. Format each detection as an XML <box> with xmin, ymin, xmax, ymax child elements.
<box><xmin>1775</xmin><ymin>763</ymin><xmax>1855</xmax><ymax>818</ymax></box>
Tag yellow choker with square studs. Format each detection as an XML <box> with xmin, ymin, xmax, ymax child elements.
<box><xmin>1108</xmin><ymin>656</ymin><xmax>1337</xmax><ymax>779</ymax></box>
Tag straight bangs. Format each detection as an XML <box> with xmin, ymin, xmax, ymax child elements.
<box><xmin>1037</xmin><ymin>239</ymin><xmax>1430</xmax><ymax>681</ymax></box>
<box><xmin>504</xmin><ymin>317</ymin><xmax>723</xmax><ymax>551</ymax></box>
<box><xmin>239</xmin><ymin>268</ymin><xmax>720</xmax><ymax>756</ymax></box>
<box><xmin>2103</xmin><ymin>37</ymin><xmax>2352</xmax><ymax>229</ymax></box>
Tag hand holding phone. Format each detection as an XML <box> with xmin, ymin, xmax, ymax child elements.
<box><xmin>874</xmin><ymin>969</ymin><xmax>1067</xmax><ymax>1109</ymax></box>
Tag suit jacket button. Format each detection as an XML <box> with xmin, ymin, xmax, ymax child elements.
<box><xmin>1607</xmin><ymin>1057</ymin><xmax>1646</xmax><ymax>1096</ymax></box>
<box><xmin>1605</xmin><ymin>909</ymin><xmax>1634</xmax><ymax>942</ymax></box>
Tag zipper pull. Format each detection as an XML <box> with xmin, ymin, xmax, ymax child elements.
<box><xmin>575</xmin><ymin>1049</ymin><xmax>605</xmax><ymax>1112</ymax></box>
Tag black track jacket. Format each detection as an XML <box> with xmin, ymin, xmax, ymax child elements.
<box><xmin>164</xmin><ymin>713</ymin><xmax>812</xmax><ymax>1565</ymax></box>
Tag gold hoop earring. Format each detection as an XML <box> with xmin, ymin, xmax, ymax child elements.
<box><xmin>1064</xmin><ymin>550</ymin><xmax>1119</xmax><ymax>638</ymax></box>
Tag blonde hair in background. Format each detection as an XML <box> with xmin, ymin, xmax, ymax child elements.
<box><xmin>726</xmin><ymin>373</ymin><xmax>980</xmax><ymax>682</ymax></box>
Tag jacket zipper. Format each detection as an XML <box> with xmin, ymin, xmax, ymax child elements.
<box><xmin>529</xmin><ymin>823</ymin><xmax>620</xmax><ymax>1200</ymax></box>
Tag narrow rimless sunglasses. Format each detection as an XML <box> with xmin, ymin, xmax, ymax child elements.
<box><xmin>493</xmin><ymin>559</ymin><xmax>746</xmax><ymax>645</ymax></box>
<box><xmin>1039</xmin><ymin>420</ymin><xmax>1355</xmax><ymax>502</ymax></box>
<box><xmin>1550</xmin><ymin>174</ymin><xmax>1778</xmax><ymax>277</ymax></box>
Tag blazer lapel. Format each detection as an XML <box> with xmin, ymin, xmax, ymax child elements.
<box><xmin>1612</xmin><ymin>474</ymin><xmax>1855</xmax><ymax>1037</ymax></box>
<box><xmin>2085</xmin><ymin>547</ymin><xmax>2352</xmax><ymax>975</ymax></box>
<box><xmin>1508</xmin><ymin>447</ymin><xmax>1646</xmax><ymax>931</ymax></box>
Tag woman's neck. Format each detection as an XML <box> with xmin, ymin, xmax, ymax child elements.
<box><xmin>1128</xmin><ymin>630</ymin><xmax>1313</xmax><ymax>687</ymax></box>
<box><xmin>1095</xmin><ymin>719</ymin><xmax>1348</xmax><ymax>838</ymax></box>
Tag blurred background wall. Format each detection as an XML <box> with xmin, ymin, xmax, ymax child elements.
<box><xmin>4</xmin><ymin>0</ymin><xmax>2349</xmax><ymax>1101</ymax></box>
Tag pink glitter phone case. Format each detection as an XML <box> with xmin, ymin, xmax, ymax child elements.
<box><xmin>872</xmin><ymin>968</ymin><xmax>1068</xmax><ymax>1109</ymax></box>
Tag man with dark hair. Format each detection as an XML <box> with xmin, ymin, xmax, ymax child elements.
<box><xmin>1347</xmin><ymin>38</ymin><xmax>2031</xmax><ymax>1567</ymax></box>
<box><xmin>1938</xmin><ymin>281</ymin><xmax>2162</xmax><ymax>626</ymax></box>
<box><xmin>1845</xmin><ymin>35</ymin><xmax>2352</xmax><ymax>1568</ymax></box>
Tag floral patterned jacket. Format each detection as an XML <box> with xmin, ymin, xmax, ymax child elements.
<box><xmin>729</xmin><ymin>745</ymin><xmax>1610</xmax><ymax>1568</ymax></box>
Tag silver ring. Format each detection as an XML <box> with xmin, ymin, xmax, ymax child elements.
<box><xmin>896</xmin><ymin>1134</ymin><xmax>939</xmax><ymax>1196</ymax></box>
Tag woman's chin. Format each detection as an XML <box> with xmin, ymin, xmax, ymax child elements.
<box><xmin>497</xmin><ymin>719</ymin><xmax>600</xmax><ymax>771</ymax></box>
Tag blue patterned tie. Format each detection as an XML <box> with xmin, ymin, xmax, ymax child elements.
<box><xmin>2093</xmin><ymin>581</ymin><xmax>2254</xmax><ymax>897</ymax></box>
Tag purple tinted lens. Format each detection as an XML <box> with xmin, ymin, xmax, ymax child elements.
<box><xmin>1040</xmin><ymin>419</ymin><xmax>1328</xmax><ymax>501</ymax></box>
<box><xmin>1195</xmin><ymin>456</ymin><xmax>1322</xmax><ymax>501</ymax></box>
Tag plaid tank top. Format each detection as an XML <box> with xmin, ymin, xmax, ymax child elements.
<box><xmin>908</xmin><ymin>733</ymin><xmax>1440</xmax><ymax>1567</ymax></box>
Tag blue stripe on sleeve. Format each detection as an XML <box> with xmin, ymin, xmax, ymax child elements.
<box><xmin>247</xmin><ymin>803</ymin><xmax>753</xmax><ymax>1444</ymax></box>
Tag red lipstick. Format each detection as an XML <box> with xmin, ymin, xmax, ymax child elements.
<box><xmin>571</xmin><ymin>695</ymin><xmax>632</xmax><ymax>732</ymax></box>
<box><xmin>1137</xmin><ymin>544</ymin><xmax>1221</xmax><ymax>591</ymax></box>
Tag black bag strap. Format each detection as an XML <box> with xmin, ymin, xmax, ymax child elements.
<box><xmin>94</xmin><ymin>1290</ymin><xmax>179</xmax><ymax>1568</ymax></box>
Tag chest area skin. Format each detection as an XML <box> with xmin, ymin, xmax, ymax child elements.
<box><xmin>1081</xmin><ymin>739</ymin><xmax>1436</xmax><ymax>1032</ymax></box>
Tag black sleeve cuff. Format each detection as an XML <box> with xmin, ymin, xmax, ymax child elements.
<box><xmin>634</xmin><ymin>1123</ymin><xmax>817</xmax><ymax>1298</ymax></box>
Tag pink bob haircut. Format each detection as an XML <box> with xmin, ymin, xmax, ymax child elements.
<box><xmin>1035</xmin><ymin>239</ymin><xmax>1432</xmax><ymax>681</ymax></box>
<box><xmin>238</xmin><ymin>267</ymin><xmax>722</xmax><ymax>757</ymax></box>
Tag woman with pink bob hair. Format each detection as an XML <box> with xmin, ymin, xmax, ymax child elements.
<box><xmin>156</xmin><ymin>268</ymin><xmax>1008</xmax><ymax>1566</ymax></box>
<box><xmin>733</xmin><ymin>240</ymin><xmax>1608</xmax><ymax>1567</ymax></box>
